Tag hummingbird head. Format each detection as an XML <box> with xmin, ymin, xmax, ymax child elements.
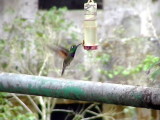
<box><xmin>70</xmin><ymin>43</ymin><xmax>82</xmax><ymax>51</ymax></box>
<box><xmin>69</xmin><ymin>43</ymin><xmax>82</xmax><ymax>57</ymax></box>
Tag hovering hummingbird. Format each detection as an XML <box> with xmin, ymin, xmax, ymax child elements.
<box><xmin>48</xmin><ymin>43</ymin><xmax>82</xmax><ymax>76</ymax></box>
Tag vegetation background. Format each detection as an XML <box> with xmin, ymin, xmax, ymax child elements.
<box><xmin>0</xmin><ymin>0</ymin><xmax>160</xmax><ymax>120</ymax></box>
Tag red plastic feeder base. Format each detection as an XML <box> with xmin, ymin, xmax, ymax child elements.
<box><xmin>83</xmin><ymin>45</ymin><xmax>98</xmax><ymax>50</ymax></box>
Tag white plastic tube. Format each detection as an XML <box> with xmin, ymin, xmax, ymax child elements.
<box><xmin>83</xmin><ymin>1</ymin><xmax>98</xmax><ymax>50</ymax></box>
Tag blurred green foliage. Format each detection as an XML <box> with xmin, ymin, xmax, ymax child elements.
<box><xmin>147</xmin><ymin>57</ymin><xmax>160</xmax><ymax>80</ymax></box>
<box><xmin>0</xmin><ymin>7</ymin><xmax>77</xmax><ymax>75</ymax></box>
<box><xmin>0</xmin><ymin>93</ymin><xmax>35</xmax><ymax>120</ymax></box>
<box><xmin>0</xmin><ymin>7</ymin><xmax>78</xmax><ymax>119</ymax></box>
<box><xmin>95</xmin><ymin>53</ymin><xmax>111</xmax><ymax>65</ymax></box>
<box><xmin>98</xmin><ymin>54</ymin><xmax>160</xmax><ymax>79</ymax></box>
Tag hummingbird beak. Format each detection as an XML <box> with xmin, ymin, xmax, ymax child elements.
<box><xmin>77</xmin><ymin>43</ymin><xmax>82</xmax><ymax>47</ymax></box>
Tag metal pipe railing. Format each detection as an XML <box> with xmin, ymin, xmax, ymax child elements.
<box><xmin>0</xmin><ymin>73</ymin><xmax>159</xmax><ymax>110</ymax></box>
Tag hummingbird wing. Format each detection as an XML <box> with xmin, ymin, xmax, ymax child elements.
<box><xmin>47</xmin><ymin>45</ymin><xmax>69</xmax><ymax>59</ymax></box>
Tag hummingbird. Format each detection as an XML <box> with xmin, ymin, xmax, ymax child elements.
<box><xmin>48</xmin><ymin>43</ymin><xmax>82</xmax><ymax>76</ymax></box>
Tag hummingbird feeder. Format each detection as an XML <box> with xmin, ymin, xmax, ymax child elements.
<box><xmin>83</xmin><ymin>0</ymin><xmax>98</xmax><ymax>50</ymax></box>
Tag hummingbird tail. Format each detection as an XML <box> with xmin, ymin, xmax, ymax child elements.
<box><xmin>61</xmin><ymin>65</ymin><xmax>66</xmax><ymax>76</ymax></box>
<box><xmin>61</xmin><ymin>68</ymin><xmax>64</xmax><ymax>76</ymax></box>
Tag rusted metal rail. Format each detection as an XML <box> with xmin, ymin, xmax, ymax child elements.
<box><xmin>0</xmin><ymin>73</ymin><xmax>160</xmax><ymax>110</ymax></box>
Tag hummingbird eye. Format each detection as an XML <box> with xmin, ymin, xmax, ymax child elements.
<box><xmin>71</xmin><ymin>45</ymin><xmax>75</xmax><ymax>49</ymax></box>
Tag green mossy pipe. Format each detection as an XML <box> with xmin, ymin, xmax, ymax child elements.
<box><xmin>0</xmin><ymin>73</ymin><xmax>160</xmax><ymax>110</ymax></box>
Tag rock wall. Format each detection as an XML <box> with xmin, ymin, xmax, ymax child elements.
<box><xmin>0</xmin><ymin>0</ymin><xmax>38</xmax><ymax>38</ymax></box>
<box><xmin>103</xmin><ymin>0</ymin><xmax>160</xmax><ymax>38</ymax></box>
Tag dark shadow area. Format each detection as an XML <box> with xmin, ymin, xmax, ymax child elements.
<box><xmin>39</xmin><ymin>0</ymin><xmax>103</xmax><ymax>10</ymax></box>
<box><xmin>51</xmin><ymin>103</ymin><xmax>102</xmax><ymax>120</ymax></box>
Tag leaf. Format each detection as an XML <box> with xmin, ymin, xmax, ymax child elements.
<box><xmin>108</xmin><ymin>73</ymin><xmax>114</xmax><ymax>78</ymax></box>
<box><xmin>151</xmin><ymin>68</ymin><xmax>160</xmax><ymax>79</ymax></box>
<box><xmin>148</xmin><ymin>61</ymin><xmax>160</xmax><ymax>70</ymax></box>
